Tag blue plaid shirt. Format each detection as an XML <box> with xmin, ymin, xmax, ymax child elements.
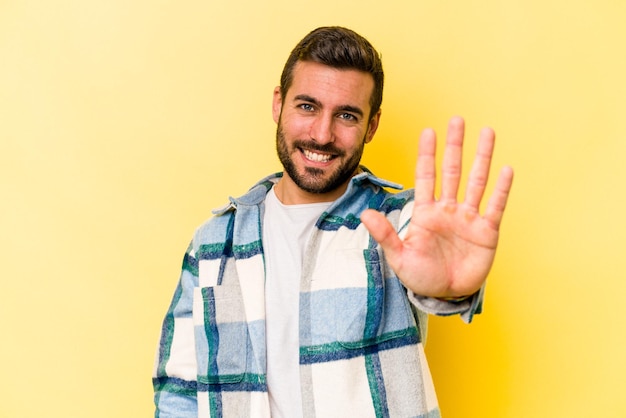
<box><xmin>153</xmin><ymin>168</ymin><xmax>482</xmax><ymax>417</ymax></box>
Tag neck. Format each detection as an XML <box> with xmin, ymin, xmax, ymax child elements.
<box><xmin>273</xmin><ymin>175</ymin><xmax>349</xmax><ymax>205</ymax></box>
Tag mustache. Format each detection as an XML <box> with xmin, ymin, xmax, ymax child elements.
<box><xmin>292</xmin><ymin>139</ymin><xmax>345</xmax><ymax>156</ymax></box>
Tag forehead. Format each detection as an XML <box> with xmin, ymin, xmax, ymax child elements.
<box><xmin>287</xmin><ymin>61</ymin><xmax>374</xmax><ymax>110</ymax></box>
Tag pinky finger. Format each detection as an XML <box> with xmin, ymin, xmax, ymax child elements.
<box><xmin>484</xmin><ymin>166</ymin><xmax>514</xmax><ymax>229</ymax></box>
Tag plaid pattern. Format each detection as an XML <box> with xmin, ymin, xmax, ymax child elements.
<box><xmin>153</xmin><ymin>168</ymin><xmax>482</xmax><ymax>418</ymax></box>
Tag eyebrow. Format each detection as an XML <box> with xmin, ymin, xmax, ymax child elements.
<box><xmin>293</xmin><ymin>94</ymin><xmax>365</xmax><ymax>118</ymax></box>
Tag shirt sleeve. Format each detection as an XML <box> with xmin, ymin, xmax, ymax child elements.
<box><xmin>407</xmin><ymin>284</ymin><xmax>485</xmax><ymax>324</ymax></box>
<box><xmin>153</xmin><ymin>242</ymin><xmax>199</xmax><ymax>417</ymax></box>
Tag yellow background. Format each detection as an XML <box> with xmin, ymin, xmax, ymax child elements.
<box><xmin>1</xmin><ymin>1</ymin><xmax>625</xmax><ymax>417</ymax></box>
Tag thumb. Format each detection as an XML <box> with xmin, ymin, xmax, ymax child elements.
<box><xmin>360</xmin><ymin>209</ymin><xmax>403</xmax><ymax>256</ymax></box>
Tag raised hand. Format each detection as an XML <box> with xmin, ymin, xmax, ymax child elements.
<box><xmin>360</xmin><ymin>116</ymin><xmax>514</xmax><ymax>298</ymax></box>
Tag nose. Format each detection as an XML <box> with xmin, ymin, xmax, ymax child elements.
<box><xmin>309</xmin><ymin>113</ymin><xmax>334</xmax><ymax>145</ymax></box>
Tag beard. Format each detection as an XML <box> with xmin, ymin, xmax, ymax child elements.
<box><xmin>275</xmin><ymin>123</ymin><xmax>365</xmax><ymax>195</ymax></box>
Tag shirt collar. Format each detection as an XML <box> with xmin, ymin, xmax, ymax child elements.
<box><xmin>212</xmin><ymin>166</ymin><xmax>403</xmax><ymax>215</ymax></box>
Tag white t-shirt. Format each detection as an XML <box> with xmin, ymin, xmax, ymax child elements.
<box><xmin>263</xmin><ymin>186</ymin><xmax>331</xmax><ymax>418</ymax></box>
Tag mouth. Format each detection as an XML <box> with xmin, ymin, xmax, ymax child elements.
<box><xmin>302</xmin><ymin>148</ymin><xmax>334</xmax><ymax>163</ymax></box>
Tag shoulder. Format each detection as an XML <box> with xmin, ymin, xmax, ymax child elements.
<box><xmin>378</xmin><ymin>189</ymin><xmax>414</xmax><ymax>214</ymax></box>
<box><xmin>351</xmin><ymin>166</ymin><xmax>414</xmax><ymax>214</ymax></box>
<box><xmin>190</xmin><ymin>173</ymin><xmax>282</xmax><ymax>249</ymax></box>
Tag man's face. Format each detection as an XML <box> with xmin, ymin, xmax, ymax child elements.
<box><xmin>272</xmin><ymin>61</ymin><xmax>380</xmax><ymax>203</ymax></box>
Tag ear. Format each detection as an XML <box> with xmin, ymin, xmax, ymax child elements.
<box><xmin>364</xmin><ymin>109</ymin><xmax>381</xmax><ymax>144</ymax></box>
<box><xmin>272</xmin><ymin>86</ymin><xmax>282</xmax><ymax>123</ymax></box>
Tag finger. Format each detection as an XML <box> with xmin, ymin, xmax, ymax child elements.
<box><xmin>464</xmin><ymin>127</ymin><xmax>495</xmax><ymax>210</ymax></box>
<box><xmin>440</xmin><ymin>116</ymin><xmax>465</xmax><ymax>203</ymax></box>
<box><xmin>484</xmin><ymin>166</ymin><xmax>514</xmax><ymax>229</ymax></box>
<box><xmin>414</xmin><ymin>128</ymin><xmax>436</xmax><ymax>206</ymax></box>
<box><xmin>360</xmin><ymin>209</ymin><xmax>403</xmax><ymax>259</ymax></box>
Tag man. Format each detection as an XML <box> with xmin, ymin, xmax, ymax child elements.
<box><xmin>153</xmin><ymin>26</ymin><xmax>513</xmax><ymax>417</ymax></box>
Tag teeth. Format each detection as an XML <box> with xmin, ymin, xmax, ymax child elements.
<box><xmin>304</xmin><ymin>149</ymin><xmax>331</xmax><ymax>162</ymax></box>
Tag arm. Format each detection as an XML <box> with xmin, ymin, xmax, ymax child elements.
<box><xmin>153</xmin><ymin>243</ymin><xmax>199</xmax><ymax>417</ymax></box>
<box><xmin>361</xmin><ymin>116</ymin><xmax>513</xmax><ymax>299</ymax></box>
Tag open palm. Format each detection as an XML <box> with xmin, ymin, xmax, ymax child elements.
<box><xmin>361</xmin><ymin>117</ymin><xmax>514</xmax><ymax>298</ymax></box>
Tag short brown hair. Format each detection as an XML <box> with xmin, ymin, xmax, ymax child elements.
<box><xmin>279</xmin><ymin>26</ymin><xmax>384</xmax><ymax>119</ymax></box>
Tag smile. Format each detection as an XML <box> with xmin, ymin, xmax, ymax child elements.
<box><xmin>302</xmin><ymin>149</ymin><xmax>333</xmax><ymax>163</ymax></box>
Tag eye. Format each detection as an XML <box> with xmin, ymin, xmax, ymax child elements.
<box><xmin>298</xmin><ymin>103</ymin><xmax>315</xmax><ymax>112</ymax></box>
<box><xmin>338</xmin><ymin>112</ymin><xmax>358</xmax><ymax>122</ymax></box>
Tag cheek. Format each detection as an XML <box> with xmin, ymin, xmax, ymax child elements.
<box><xmin>283</xmin><ymin>117</ymin><xmax>312</xmax><ymax>138</ymax></box>
<box><xmin>336</xmin><ymin>126</ymin><xmax>367</xmax><ymax>148</ymax></box>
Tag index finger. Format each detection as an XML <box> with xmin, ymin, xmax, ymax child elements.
<box><xmin>414</xmin><ymin>128</ymin><xmax>436</xmax><ymax>206</ymax></box>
